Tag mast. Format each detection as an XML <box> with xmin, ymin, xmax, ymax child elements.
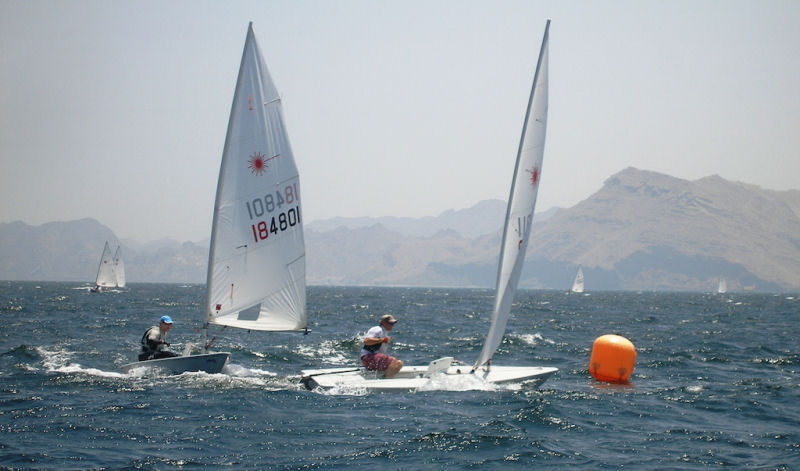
<box><xmin>473</xmin><ymin>19</ymin><xmax>550</xmax><ymax>371</ymax></box>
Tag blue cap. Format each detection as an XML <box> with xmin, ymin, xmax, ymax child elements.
<box><xmin>160</xmin><ymin>315</ymin><xmax>173</xmax><ymax>324</ymax></box>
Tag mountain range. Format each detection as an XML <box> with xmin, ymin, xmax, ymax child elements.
<box><xmin>2</xmin><ymin>168</ymin><xmax>798</xmax><ymax>291</ymax></box>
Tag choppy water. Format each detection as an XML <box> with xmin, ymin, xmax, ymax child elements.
<box><xmin>1</xmin><ymin>281</ymin><xmax>798</xmax><ymax>469</ymax></box>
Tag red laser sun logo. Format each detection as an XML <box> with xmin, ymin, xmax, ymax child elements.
<box><xmin>248</xmin><ymin>152</ymin><xmax>267</xmax><ymax>175</ymax></box>
<box><xmin>248</xmin><ymin>152</ymin><xmax>279</xmax><ymax>175</ymax></box>
<box><xmin>528</xmin><ymin>166</ymin><xmax>540</xmax><ymax>186</ymax></box>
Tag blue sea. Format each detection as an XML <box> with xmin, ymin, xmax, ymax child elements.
<box><xmin>1</xmin><ymin>282</ymin><xmax>798</xmax><ymax>469</ymax></box>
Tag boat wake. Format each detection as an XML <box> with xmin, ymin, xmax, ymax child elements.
<box><xmin>172</xmin><ymin>367</ymin><xmax>299</xmax><ymax>391</ymax></box>
<box><xmin>51</xmin><ymin>362</ymin><xmax>128</xmax><ymax>379</ymax></box>
<box><xmin>36</xmin><ymin>346</ymin><xmax>127</xmax><ymax>379</ymax></box>
<box><xmin>28</xmin><ymin>345</ymin><xmax>303</xmax><ymax>389</ymax></box>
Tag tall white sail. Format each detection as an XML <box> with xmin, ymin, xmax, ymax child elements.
<box><xmin>571</xmin><ymin>266</ymin><xmax>584</xmax><ymax>293</ymax></box>
<box><xmin>205</xmin><ymin>23</ymin><xmax>306</xmax><ymax>332</ymax></box>
<box><xmin>474</xmin><ymin>20</ymin><xmax>550</xmax><ymax>370</ymax></box>
<box><xmin>113</xmin><ymin>246</ymin><xmax>126</xmax><ymax>288</ymax></box>
<box><xmin>95</xmin><ymin>241</ymin><xmax>117</xmax><ymax>288</ymax></box>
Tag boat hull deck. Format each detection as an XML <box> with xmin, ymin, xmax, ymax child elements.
<box><xmin>121</xmin><ymin>352</ymin><xmax>230</xmax><ymax>375</ymax></box>
<box><xmin>301</xmin><ymin>360</ymin><xmax>558</xmax><ymax>392</ymax></box>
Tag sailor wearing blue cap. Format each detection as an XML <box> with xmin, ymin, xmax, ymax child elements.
<box><xmin>138</xmin><ymin>315</ymin><xmax>180</xmax><ymax>361</ymax></box>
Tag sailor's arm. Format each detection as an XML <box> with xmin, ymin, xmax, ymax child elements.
<box><xmin>145</xmin><ymin>328</ymin><xmax>169</xmax><ymax>350</ymax></box>
<box><xmin>363</xmin><ymin>336</ymin><xmax>389</xmax><ymax>345</ymax></box>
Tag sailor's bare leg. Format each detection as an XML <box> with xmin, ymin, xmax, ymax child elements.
<box><xmin>385</xmin><ymin>359</ymin><xmax>404</xmax><ymax>378</ymax></box>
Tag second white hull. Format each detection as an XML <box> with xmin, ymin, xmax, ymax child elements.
<box><xmin>301</xmin><ymin>359</ymin><xmax>557</xmax><ymax>393</ymax></box>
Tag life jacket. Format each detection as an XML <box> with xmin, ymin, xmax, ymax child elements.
<box><xmin>363</xmin><ymin>341</ymin><xmax>381</xmax><ymax>354</ymax></box>
<box><xmin>140</xmin><ymin>326</ymin><xmax>161</xmax><ymax>353</ymax></box>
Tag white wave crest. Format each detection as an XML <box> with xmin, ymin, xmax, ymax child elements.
<box><xmin>53</xmin><ymin>364</ymin><xmax>127</xmax><ymax>379</ymax></box>
<box><xmin>223</xmin><ymin>362</ymin><xmax>277</xmax><ymax>377</ymax></box>
<box><xmin>515</xmin><ymin>332</ymin><xmax>555</xmax><ymax>346</ymax></box>
<box><xmin>295</xmin><ymin>340</ymin><xmax>351</xmax><ymax>365</ymax></box>
<box><xmin>37</xmin><ymin>346</ymin><xmax>127</xmax><ymax>378</ymax></box>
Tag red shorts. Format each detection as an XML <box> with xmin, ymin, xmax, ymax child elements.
<box><xmin>361</xmin><ymin>353</ymin><xmax>394</xmax><ymax>371</ymax></box>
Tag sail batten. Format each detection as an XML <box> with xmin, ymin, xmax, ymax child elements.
<box><xmin>474</xmin><ymin>20</ymin><xmax>550</xmax><ymax>370</ymax></box>
<box><xmin>205</xmin><ymin>22</ymin><xmax>306</xmax><ymax>333</ymax></box>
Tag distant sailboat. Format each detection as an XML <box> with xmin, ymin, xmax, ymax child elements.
<box><xmin>91</xmin><ymin>242</ymin><xmax>124</xmax><ymax>292</ymax></box>
<box><xmin>570</xmin><ymin>265</ymin><xmax>584</xmax><ymax>293</ymax></box>
<box><xmin>113</xmin><ymin>246</ymin><xmax>126</xmax><ymax>288</ymax></box>
<box><xmin>122</xmin><ymin>22</ymin><xmax>305</xmax><ymax>375</ymax></box>
<box><xmin>717</xmin><ymin>277</ymin><xmax>727</xmax><ymax>294</ymax></box>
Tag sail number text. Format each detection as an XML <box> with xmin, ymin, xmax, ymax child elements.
<box><xmin>245</xmin><ymin>183</ymin><xmax>301</xmax><ymax>243</ymax></box>
<box><xmin>515</xmin><ymin>215</ymin><xmax>532</xmax><ymax>249</ymax></box>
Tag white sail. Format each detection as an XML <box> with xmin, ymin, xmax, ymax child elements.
<box><xmin>205</xmin><ymin>22</ymin><xmax>306</xmax><ymax>332</ymax></box>
<box><xmin>474</xmin><ymin>20</ymin><xmax>550</xmax><ymax>370</ymax></box>
<box><xmin>717</xmin><ymin>277</ymin><xmax>727</xmax><ymax>294</ymax></box>
<box><xmin>571</xmin><ymin>266</ymin><xmax>584</xmax><ymax>293</ymax></box>
<box><xmin>95</xmin><ymin>241</ymin><xmax>117</xmax><ymax>288</ymax></box>
<box><xmin>113</xmin><ymin>246</ymin><xmax>126</xmax><ymax>288</ymax></box>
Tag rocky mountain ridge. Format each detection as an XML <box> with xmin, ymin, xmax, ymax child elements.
<box><xmin>2</xmin><ymin>168</ymin><xmax>798</xmax><ymax>291</ymax></box>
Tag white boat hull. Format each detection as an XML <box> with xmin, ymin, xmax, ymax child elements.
<box><xmin>301</xmin><ymin>358</ymin><xmax>557</xmax><ymax>392</ymax></box>
<box><xmin>121</xmin><ymin>352</ymin><xmax>230</xmax><ymax>375</ymax></box>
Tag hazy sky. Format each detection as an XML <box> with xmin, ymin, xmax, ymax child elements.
<box><xmin>2</xmin><ymin>0</ymin><xmax>798</xmax><ymax>242</ymax></box>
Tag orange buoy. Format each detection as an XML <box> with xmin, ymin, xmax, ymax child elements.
<box><xmin>589</xmin><ymin>334</ymin><xmax>636</xmax><ymax>383</ymax></box>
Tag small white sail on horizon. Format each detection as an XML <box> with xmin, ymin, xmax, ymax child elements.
<box><xmin>94</xmin><ymin>242</ymin><xmax>116</xmax><ymax>288</ymax></box>
<box><xmin>94</xmin><ymin>241</ymin><xmax>125</xmax><ymax>289</ymax></box>
<box><xmin>570</xmin><ymin>265</ymin><xmax>584</xmax><ymax>293</ymax></box>
<box><xmin>113</xmin><ymin>246</ymin><xmax>126</xmax><ymax>288</ymax></box>
<box><xmin>717</xmin><ymin>277</ymin><xmax>727</xmax><ymax>294</ymax></box>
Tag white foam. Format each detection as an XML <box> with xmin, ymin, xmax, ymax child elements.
<box><xmin>223</xmin><ymin>363</ymin><xmax>277</xmax><ymax>377</ymax></box>
<box><xmin>182</xmin><ymin>368</ymin><xmax>297</xmax><ymax>390</ymax></box>
<box><xmin>317</xmin><ymin>384</ymin><xmax>369</xmax><ymax>396</ymax></box>
<box><xmin>53</xmin><ymin>364</ymin><xmax>127</xmax><ymax>379</ymax></box>
<box><xmin>417</xmin><ymin>373</ymin><xmax>503</xmax><ymax>392</ymax></box>
<box><xmin>124</xmin><ymin>365</ymin><xmax>161</xmax><ymax>377</ymax></box>
<box><xmin>295</xmin><ymin>341</ymin><xmax>351</xmax><ymax>365</ymax></box>
<box><xmin>37</xmin><ymin>346</ymin><xmax>128</xmax><ymax>378</ymax></box>
<box><xmin>515</xmin><ymin>332</ymin><xmax>555</xmax><ymax>346</ymax></box>
<box><xmin>37</xmin><ymin>346</ymin><xmax>72</xmax><ymax>371</ymax></box>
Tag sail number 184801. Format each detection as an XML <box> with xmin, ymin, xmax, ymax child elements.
<box><xmin>245</xmin><ymin>184</ymin><xmax>301</xmax><ymax>243</ymax></box>
<box><xmin>250</xmin><ymin>207</ymin><xmax>300</xmax><ymax>242</ymax></box>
